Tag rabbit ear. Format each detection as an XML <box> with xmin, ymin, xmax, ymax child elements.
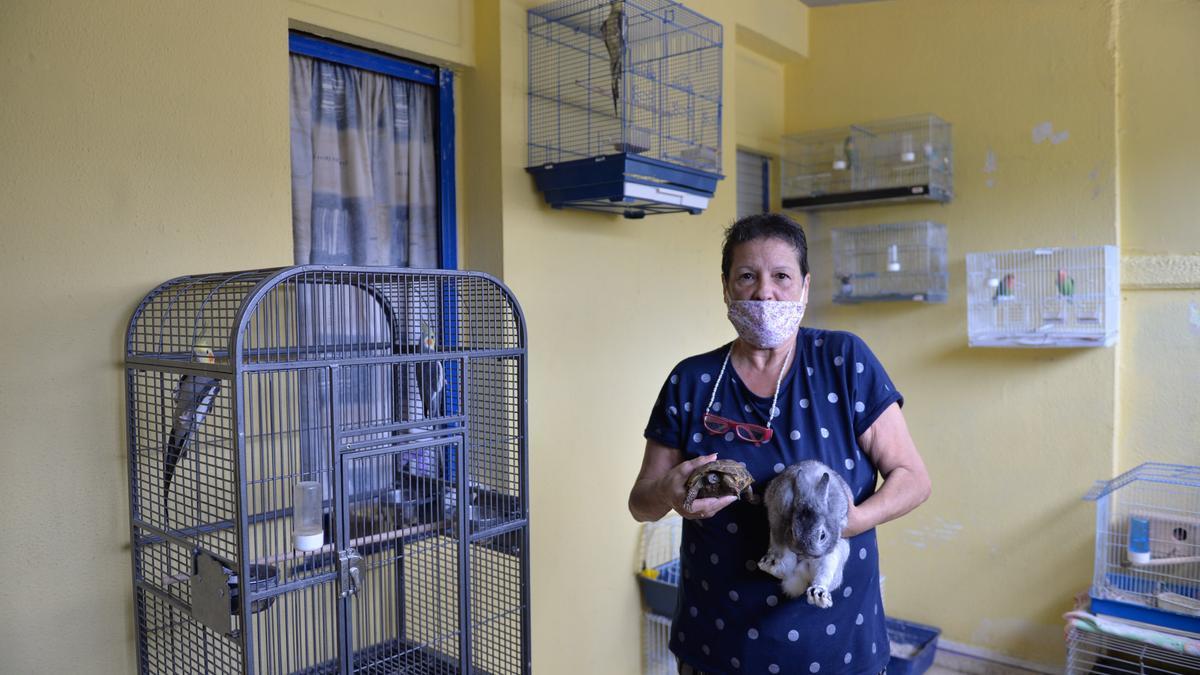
<box><xmin>816</xmin><ymin>472</ymin><xmax>831</xmax><ymax>501</ymax></box>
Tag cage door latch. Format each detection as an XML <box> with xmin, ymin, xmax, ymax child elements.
<box><xmin>338</xmin><ymin>548</ymin><xmax>364</xmax><ymax>598</ymax></box>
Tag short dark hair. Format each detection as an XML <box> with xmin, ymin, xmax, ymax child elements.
<box><xmin>721</xmin><ymin>212</ymin><xmax>809</xmax><ymax>281</ymax></box>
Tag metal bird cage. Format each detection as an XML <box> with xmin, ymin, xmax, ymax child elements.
<box><xmin>1066</xmin><ymin>616</ymin><xmax>1200</xmax><ymax>674</ymax></box>
<box><xmin>526</xmin><ymin>0</ymin><xmax>724</xmax><ymax>218</ymax></box>
<box><xmin>965</xmin><ymin>245</ymin><xmax>1119</xmax><ymax>348</ymax></box>
<box><xmin>1084</xmin><ymin>463</ymin><xmax>1200</xmax><ymax>634</ymax></box>
<box><xmin>642</xmin><ymin>611</ymin><xmax>674</xmax><ymax>675</ymax></box>
<box><xmin>124</xmin><ymin>266</ymin><xmax>529</xmax><ymax>674</ymax></box>
<box><xmin>831</xmin><ymin>221</ymin><xmax>948</xmax><ymax>304</ymax></box>
<box><xmin>782</xmin><ymin>114</ymin><xmax>952</xmax><ymax>210</ymax></box>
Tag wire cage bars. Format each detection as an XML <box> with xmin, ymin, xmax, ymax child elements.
<box><xmin>966</xmin><ymin>245</ymin><xmax>1119</xmax><ymax>348</ymax></box>
<box><xmin>831</xmin><ymin>221</ymin><xmax>948</xmax><ymax>304</ymax></box>
<box><xmin>125</xmin><ymin>266</ymin><xmax>529</xmax><ymax>675</ymax></box>
<box><xmin>526</xmin><ymin>0</ymin><xmax>724</xmax><ymax>218</ymax></box>
<box><xmin>1066</xmin><ymin>621</ymin><xmax>1200</xmax><ymax>674</ymax></box>
<box><xmin>782</xmin><ymin>114</ymin><xmax>952</xmax><ymax>210</ymax></box>
<box><xmin>643</xmin><ymin>611</ymin><xmax>674</xmax><ymax>675</ymax></box>
<box><xmin>1084</xmin><ymin>463</ymin><xmax>1200</xmax><ymax>634</ymax></box>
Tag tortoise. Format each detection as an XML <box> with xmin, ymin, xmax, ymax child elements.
<box><xmin>682</xmin><ymin>459</ymin><xmax>758</xmax><ymax>511</ymax></box>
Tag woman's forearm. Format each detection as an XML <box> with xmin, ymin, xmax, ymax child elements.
<box><xmin>845</xmin><ymin>465</ymin><xmax>931</xmax><ymax>537</ymax></box>
<box><xmin>629</xmin><ymin>477</ymin><xmax>671</xmax><ymax>522</ymax></box>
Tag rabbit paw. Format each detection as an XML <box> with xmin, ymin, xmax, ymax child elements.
<box><xmin>758</xmin><ymin>549</ymin><xmax>795</xmax><ymax>580</ymax></box>
<box><xmin>805</xmin><ymin>585</ymin><xmax>833</xmax><ymax>609</ymax></box>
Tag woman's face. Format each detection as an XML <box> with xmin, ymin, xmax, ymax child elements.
<box><xmin>724</xmin><ymin>237</ymin><xmax>809</xmax><ymax>303</ymax></box>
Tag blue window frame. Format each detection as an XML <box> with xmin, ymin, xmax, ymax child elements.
<box><xmin>288</xmin><ymin>31</ymin><xmax>457</xmax><ymax>269</ymax></box>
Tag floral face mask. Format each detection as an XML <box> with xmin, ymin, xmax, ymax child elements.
<box><xmin>726</xmin><ymin>300</ymin><xmax>806</xmax><ymax>348</ymax></box>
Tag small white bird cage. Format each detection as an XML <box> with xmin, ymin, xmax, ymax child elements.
<box><xmin>1084</xmin><ymin>463</ymin><xmax>1200</xmax><ymax>634</ymax></box>
<box><xmin>782</xmin><ymin>114</ymin><xmax>952</xmax><ymax>210</ymax></box>
<box><xmin>637</xmin><ymin>514</ymin><xmax>681</xmax><ymax>616</ymax></box>
<box><xmin>832</xmin><ymin>221</ymin><xmax>948</xmax><ymax>304</ymax></box>
<box><xmin>966</xmin><ymin>245</ymin><xmax>1119</xmax><ymax>348</ymax></box>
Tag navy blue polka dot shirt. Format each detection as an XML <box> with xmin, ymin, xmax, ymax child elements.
<box><xmin>644</xmin><ymin>328</ymin><xmax>903</xmax><ymax>675</ymax></box>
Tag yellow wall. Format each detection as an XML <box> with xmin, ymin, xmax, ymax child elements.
<box><xmin>786</xmin><ymin>0</ymin><xmax>1118</xmax><ymax>665</ymax></box>
<box><xmin>2</xmin><ymin>0</ymin><xmax>1197</xmax><ymax>673</ymax></box>
<box><xmin>0</xmin><ymin>2</ymin><xmax>291</xmax><ymax>672</ymax></box>
<box><xmin>1115</xmin><ymin>0</ymin><xmax>1200</xmax><ymax>471</ymax></box>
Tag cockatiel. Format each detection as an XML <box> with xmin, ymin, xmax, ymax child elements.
<box><xmin>600</xmin><ymin>0</ymin><xmax>626</xmax><ymax>117</ymax></box>
<box><xmin>416</xmin><ymin>322</ymin><xmax>445</xmax><ymax>421</ymax></box>
<box><xmin>992</xmin><ymin>273</ymin><xmax>1015</xmax><ymax>304</ymax></box>
<box><xmin>163</xmin><ymin>341</ymin><xmax>222</xmax><ymax>517</ymax></box>
<box><xmin>1056</xmin><ymin>269</ymin><xmax>1075</xmax><ymax>299</ymax></box>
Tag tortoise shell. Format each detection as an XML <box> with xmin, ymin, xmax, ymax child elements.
<box><xmin>682</xmin><ymin>459</ymin><xmax>757</xmax><ymax>511</ymax></box>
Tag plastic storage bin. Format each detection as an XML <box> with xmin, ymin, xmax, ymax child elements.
<box><xmin>886</xmin><ymin>617</ymin><xmax>941</xmax><ymax>675</ymax></box>
<box><xmin>637</xmin><ymin>559</ymin><xmax>681</xmax><ymax>616</ymax></box>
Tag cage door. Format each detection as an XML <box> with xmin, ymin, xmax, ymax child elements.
<box><xmin>338</xmin><ymin>435</ymin><xmax>468</xmax><ymax>674</ymax></box>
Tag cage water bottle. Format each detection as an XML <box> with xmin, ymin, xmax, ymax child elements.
<box><xmin>293</xmin><ymin>481</ymin><xmax>324</xmax><ymax>551</ymax></box>
<box><xmin>1128</xmin><ymin>516</ymin><xmax>1151</xmax><ymax>564</ymax></box>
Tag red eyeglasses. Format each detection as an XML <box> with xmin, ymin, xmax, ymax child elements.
<box><xmin>703</xmin><ymin>412</ymin><xmax>774</xmax><ymax>446</ymax></box>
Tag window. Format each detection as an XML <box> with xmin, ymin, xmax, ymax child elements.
<box><xmin>736</xmin><ymin>149</ymin><xmax>771</xmax><ymax>219</ymax></box>
<box><xmin>289</xmin><ymin>32</ymin><xmax>457</xmax><ymax>269</ymax></box>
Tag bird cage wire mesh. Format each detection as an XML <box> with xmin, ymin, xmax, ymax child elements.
<box><xmin>526</xmin><ymin>0</ymin><xmax>724</xmax><ymax>218</ymax></box>
<box><xmin>124</xmin><ymin>265</ymin><xmax>530</xmax><ymax>674</ymax></box>
<box><xmin>1084</xmin><ymin>463</ymin><xmax>1200</xmax><ymax>634</ymax></box>
<box><xmin>782</xmin><ymin>114</ymin><xmax>952</xmax><ymax>210</ymax></box>
<box><xmin>1065</xmin><ymin>619</ymin><xmax>1200</xmax><ymax>674</ymax></box>
<box><xmin>966</xmin><ymin>245</ymin><xmax>1119</xmax><ymax>348</ymax></box>
<box><xmin>642</xmin><ymin>611</ymin><xmax>674</xmax><ymax>675</ymax></box>
<box><xmin>831</xmin><ymin>221</ymin><xmax>948</xmax><ymax>304</ymax></box>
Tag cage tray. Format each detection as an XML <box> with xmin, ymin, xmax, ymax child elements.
<box><xmin>783</xmin><ymin>184</ymin><xmax>947</xmax><ymax>210</ymax></box>
<box><xmin>886</xmin><ymin>617</ymin><xmax>941</xmax><ymax>675</ymax></box>
<box><xmin>637</xmin><ymin>559</ymin><xmax>680</xmax><ymax>617</ymax></box>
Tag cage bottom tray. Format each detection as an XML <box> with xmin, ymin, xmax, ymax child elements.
<box><xmin>295</xmin><ymin>638</ymin><xmax>496</xmax><ymax>675</ymax></box>
<box><xmin>783</xmin><ymin>184</ymin><xmax>950</xmax><ymax>210</ymax></box>
<box><xmin>637</xmin><ymin>560</ymin><xmax>680</xmax><ymax>617</ymax></box>
<box><xmin>886</xmin><ymin>617</ymin><xmax>941</xmax><ymax>675</ymax></box>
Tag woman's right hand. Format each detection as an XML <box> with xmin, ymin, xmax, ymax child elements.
<box><xmin>656</xmin><ymin>453</ymin><xmax>738</xmax><ymax>520</ymax></box>
<box><xmin>630</xmin><ymin>442</ymin><xmax>738</xmax><ymax>522</ymax></box>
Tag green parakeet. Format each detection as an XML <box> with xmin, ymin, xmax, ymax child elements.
<box><xmin>1056</xmin><ymin>269</ymin><xmax>1075</xmax><ymax>298</ymax></box>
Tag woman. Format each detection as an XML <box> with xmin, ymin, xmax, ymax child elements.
<box><xmin>629</xmin><ymin>213</ymin><xmax>931</xmax><ymax>675</ymax></box>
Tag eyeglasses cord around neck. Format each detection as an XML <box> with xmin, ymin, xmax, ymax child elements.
<box><xmin>705</xmin><ymin>341</ymin><xmax>794</xmax><ymax>430</ymax></box>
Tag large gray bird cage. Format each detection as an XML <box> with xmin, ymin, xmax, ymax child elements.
<box><xmin>124</xmin><ymin>266</ymin><xmax>529</xmax><ymax>675</ymax></box>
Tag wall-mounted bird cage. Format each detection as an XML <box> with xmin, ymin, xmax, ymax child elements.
<box><xmin>1083</xmin><ymin>463</ymin><xmax>1200</xmax><ymax>634</ymax></box>
<box><xmin>124</xmin><ymin>266</ymin><xmax>529</xmax><ymax>674</ymax></box>
<box><xmin>831</xmin><ymin>221</ymin><xmax>948</xmax><ymax>304</ymax></box>
<box><xmin>965</xmin><ymin>245</ymin><xmax>1118</xmax><ymax>348</ymax></box>
<box><xmin>526</xmin><ymin>0</ymin><xmax>724</xmax><ymax>218</ymax></box>
<box><xmin>782</xmin><ymin>114</ymin><xmax>952</xmax><ymax>210</ymax></box>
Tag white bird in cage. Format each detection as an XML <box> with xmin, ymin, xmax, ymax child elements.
<box><xmin>417</xmin><ymin>322</ymin><xmax>445</xmax><ymax>421</ymax></box>
<box><xmin>600</xmin><ymin>0</ymin><xmax>626</xmax><ymax>118</ymax></box>
<box><xmin>162</xmin><ymin>340</ymin><xmax>221</xmax><ymax>516</ymax></box>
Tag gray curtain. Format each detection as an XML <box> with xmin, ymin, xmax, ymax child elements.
<box><xmin>290</xmin><ymin>54</ymin><xmax>438</xmax><ymax>267</ymax></box>
<box><xmin>289</xmin><ymin>53</ymin><xmax>440</xmax><ymax>502</ymax></box>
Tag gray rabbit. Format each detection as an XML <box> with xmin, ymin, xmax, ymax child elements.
<box><xmin>758</xmin><ymin>460</ymin><xmax>851</xmax><ymax>608</ymax></box>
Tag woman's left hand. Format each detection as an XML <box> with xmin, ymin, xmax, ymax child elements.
<box><xmin>843</xmin><ymin>500</ymin><xmax>867</xmax><ymax>539</ymax></box>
